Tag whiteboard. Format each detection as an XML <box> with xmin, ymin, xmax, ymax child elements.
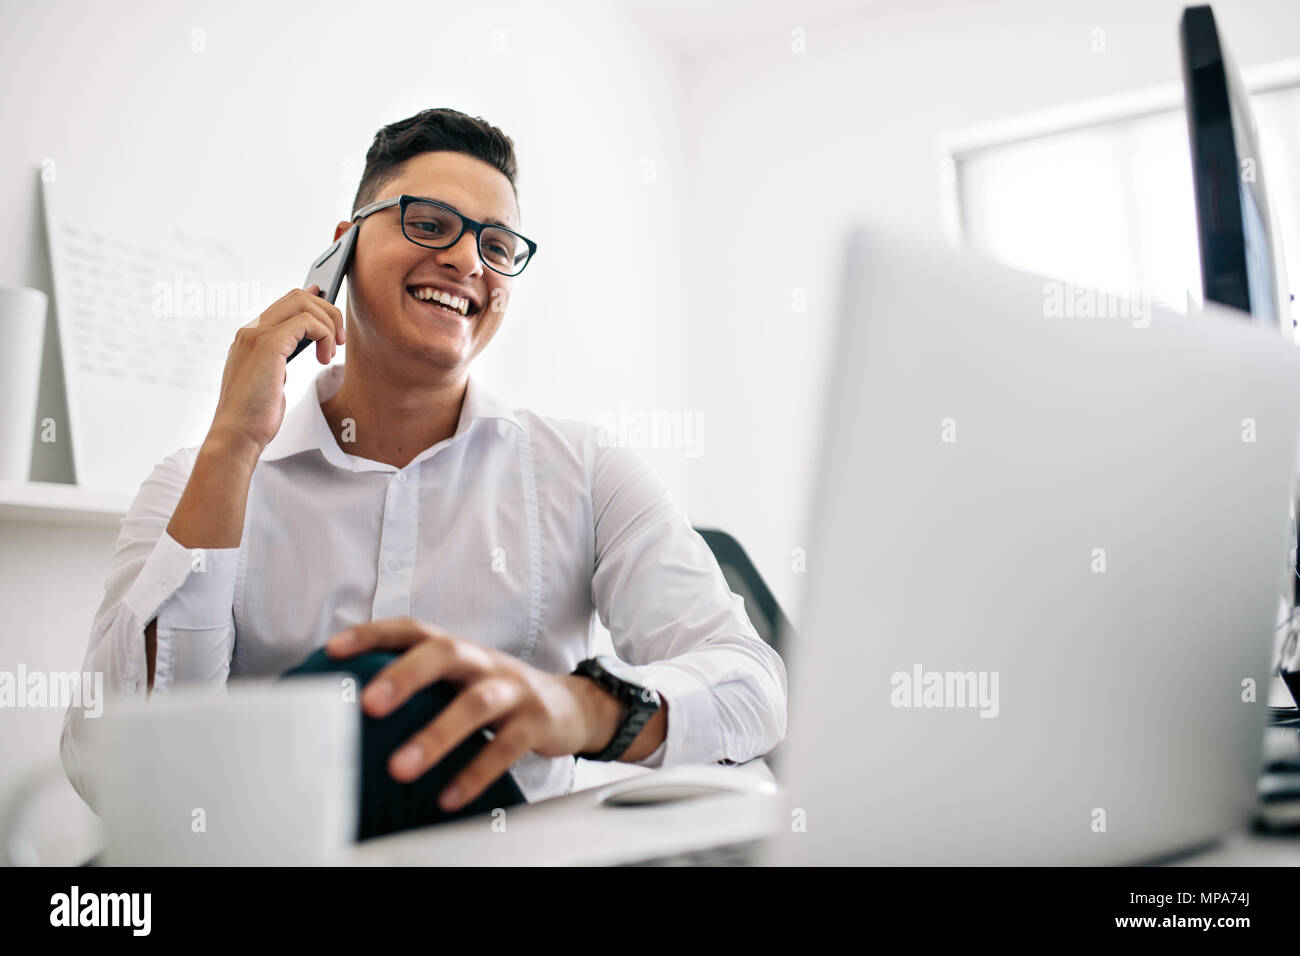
<box><xmin>42</xmin><ymin>178</ymin><xmax>250</xmax><ymax>496</ymax></box>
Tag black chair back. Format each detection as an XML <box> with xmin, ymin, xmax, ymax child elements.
<box><xmin>694</xmin><ymin>528</ymin><xmax>793</xmax><ymax>657</ymax></box>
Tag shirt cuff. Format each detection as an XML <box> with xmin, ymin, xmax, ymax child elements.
<box><xmin>122</xmin><ymin>530</ymin><xmax>239</xmax><ymax>692</ymax></box>
<box><xmin>621</xmin><ymin>661</ymin><xmax>713</xmax><ymax>768</ymax></box>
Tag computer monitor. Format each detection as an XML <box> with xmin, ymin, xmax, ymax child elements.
<box><xmin>1182</xmin><ymin>5</ymin><xmax>1300</xmax><ymax>699</ymax></box>
<box><xmin>1180</xmin><ymin>4</ymin><xmax>1290</xmax><ymax>329</ymax></box>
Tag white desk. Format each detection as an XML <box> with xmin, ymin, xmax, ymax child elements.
<box><xmin>342</xmin><ymin>758</ymin><xmax>1300</xmax><ymax>866</ymax></box>
<box><xmin>343</xmin><ymin>759</ymin><xmax>783</xmax><ymax>866</ymax></box>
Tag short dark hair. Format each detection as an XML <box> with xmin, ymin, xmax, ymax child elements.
<box><xmin>350</xmin><ymin>108</ymin><xmax>519</xmax><ymax>217</ymax></box>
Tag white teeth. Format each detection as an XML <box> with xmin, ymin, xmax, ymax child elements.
<box><xmin>409</xmin><ymin>287</ymin><xmax>470</xmax><ymax>316</ymax></box>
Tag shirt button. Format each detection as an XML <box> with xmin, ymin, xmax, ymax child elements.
<box><xmin>388</xmin><ymin>558</ymin><xmax>401</xmax><ymax>571</ymax></box>
<box><xmin>395</xmin><ymin>472</ymin><xmax>407</xmax><ymax>483</ymax></box>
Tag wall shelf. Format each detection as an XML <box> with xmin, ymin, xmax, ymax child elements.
<box><xmin>0</xmin><ymin>480</ymin><xmax>130</xmax><ymax>525</ymax></box>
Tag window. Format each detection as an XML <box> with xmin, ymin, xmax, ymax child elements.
<box><xmin>945</xmin><ymin>68</ymin><xmax>1300</xmax><ymax>333</ymax></box>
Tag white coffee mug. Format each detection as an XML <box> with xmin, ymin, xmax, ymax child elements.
<box><xmin>91</xmin><ymin>675</ymin><xmax>359</xmax><ymax>866</ymax></box>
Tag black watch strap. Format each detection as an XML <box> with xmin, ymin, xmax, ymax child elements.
<box><xmin>572</xmin><ymin>658</ymin><xmax>660</xmax><ymax>762</ymax></box>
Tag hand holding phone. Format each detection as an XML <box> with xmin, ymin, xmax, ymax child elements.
<box><xmin>205</xmin><ymin>287</ymin><xmax>343</xmax><ymax>459</ymax></box>
<box><xmin>290</xmin><ymin>224</ymin><xmax>359</xmax><ymax>361</ymax></box>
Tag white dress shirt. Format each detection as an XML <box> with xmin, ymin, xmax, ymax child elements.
<box><xmin>61</xmin><ymin>364</ymin><xmax>788</xmax><ymax>808</ymax></box>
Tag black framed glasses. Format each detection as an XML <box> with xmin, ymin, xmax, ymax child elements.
<box><xmin>352</xmin><ymin>194</ymin><xmax>538</xmax><ymax>277</ymax></box>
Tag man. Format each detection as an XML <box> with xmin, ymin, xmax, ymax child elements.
<box><xmin>60</xmin><ymin>107</ymin><xmax>787</xmax><ymax>835</ymax></box>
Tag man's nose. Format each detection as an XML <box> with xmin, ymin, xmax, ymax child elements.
<box><xmin>433</xmin><ymin>229</ymin><xmax>483</xmax><ymax>276</ymax></box>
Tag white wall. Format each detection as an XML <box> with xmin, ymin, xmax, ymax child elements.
<box><xmin>677</xmin><ymin>0</ymin><xmax>1300</xmax><ymax>623</ymax></box>
<box><xmin>0</xmin><ymin>519</ymin><xmax>117</xmax><ymax>863</ymax></box>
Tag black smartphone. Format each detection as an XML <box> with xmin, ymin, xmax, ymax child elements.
<box><xmin>290</xmin><ymin>223</ymin><xmax>359</xmax><ymax>362</ymax></box>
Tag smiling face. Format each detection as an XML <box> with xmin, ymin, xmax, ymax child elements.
<box><xmin>335</xmin><ymin>150</ymin><xmax>521</xmax><ymax>378</ymax></box>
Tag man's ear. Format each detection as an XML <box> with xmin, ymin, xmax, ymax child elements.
<box><xmin>334</xmin><ymin>221</ymin><xmax>352</xmax><ymax>241</ymax></box>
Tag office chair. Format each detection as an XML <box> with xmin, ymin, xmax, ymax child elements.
<box><xmin>693</xmin><ymin>527</ymin><xmax>794</xmax><ymax>770</ymax></box>
<box><xmin>694</xmin><ymin>527</ymin><xmax>792</xmax><ymax>659</ymax></box>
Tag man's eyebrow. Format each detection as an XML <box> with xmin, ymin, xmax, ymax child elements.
<box><xmin>419</xmin><ymin>195</ymin><xmax>513</xmax><ymax>229</ymax></box>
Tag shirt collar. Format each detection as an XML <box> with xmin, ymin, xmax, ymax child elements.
<box><xmin>260</xmin><ymin>364</ymin><xmax>522</xmax><ymax>469</ymax></box>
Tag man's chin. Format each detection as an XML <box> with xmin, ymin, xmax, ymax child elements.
<box><xmin>400</xmin><ymin>335</ymin><xmax>473</xmax><ymax>371</ymax></box>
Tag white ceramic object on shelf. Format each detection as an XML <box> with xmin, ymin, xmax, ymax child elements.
<box><xmin>0</xmin><ymin>285</ymin><xmax>48</xmax><ymax>482</ymax></box>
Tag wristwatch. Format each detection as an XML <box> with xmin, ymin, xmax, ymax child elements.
<box><xmin>571</xmin><ymin>655</ymin><xmax>661</xmax><ymax>762</ymax></box>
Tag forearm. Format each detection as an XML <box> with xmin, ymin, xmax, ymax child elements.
<box><xmin>566</xmin><ymin>674</ymin><xmax>668</xmax><ymax>762</ymax></box>
<box><xmin>150</xmin><ymin>431</ymin><xmax>256</xmax><ymax>689</ymax></box>
<box><xmin>145</xmin><ymin>618</ymin><xmax>157</xmax><ymax>695</ymax></box>
<box><xmin>620</xmin><ymin>704</ymin><xmax>667</xmax><ymax>762</ymax></box>
<box><xmin>165</xmin><ymin>432</ymin><xmax>261</xmax><ymax>549</ymax></box>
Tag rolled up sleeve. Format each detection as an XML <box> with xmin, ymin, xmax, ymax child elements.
<box><xmin>588</xmin><ymin>435</ymin><xmax>788</xmax><ymax>768</ymax></box>
<box><xmin>59</xmin><ymin>446</ymin><xmax>240</xmax><ymax>809</ymax></box>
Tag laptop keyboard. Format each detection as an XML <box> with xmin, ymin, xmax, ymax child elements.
<box><xmin>616</xmin><ymin>837</ymin><xmax>766</xmax><ymax>867</ymax></box>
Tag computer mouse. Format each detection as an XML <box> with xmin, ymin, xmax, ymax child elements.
<box><xmin>597</xmin><ymin>765</ymin><xmax>779</xmax><ymax>807</ymax></box>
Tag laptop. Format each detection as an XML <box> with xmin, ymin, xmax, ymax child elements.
<box><xmin>759</xmin><ymin>227</ymin><xmax>1300</xmax><ymax>865</ymax></box>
